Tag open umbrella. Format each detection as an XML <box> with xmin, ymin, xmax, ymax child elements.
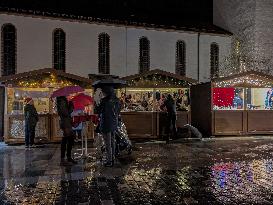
<box><xmin>70</xmin><ymin>93</ymin><xmax>93</xmax><ymax>110</ymax></box>
<box><xmin>92</xmin><ymin>78</ymin><xmax>127</xmax><ymax>89</ymax></box>
<box><xmin>51</xmin><ymin>85</ymin><xmax>84</xmax><ymax>98</ymax></box>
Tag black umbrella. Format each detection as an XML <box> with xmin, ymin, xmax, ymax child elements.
<box><xmin>92</xmin><ymin>78</ymin><xmax>127</xmax><ymax>88</ymax></box>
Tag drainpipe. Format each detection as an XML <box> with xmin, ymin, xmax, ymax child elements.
<box><xmin>197</xmin><ymin>32</ymin><xmax>200</xmax><ymax>82</ymax></box>
<box><xmin>125</xmin><ymin>24</ymin><xmax>128</xmax><ymax>76</ymax></box>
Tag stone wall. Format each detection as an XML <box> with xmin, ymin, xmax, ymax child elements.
<box><xmin>214</xmin><ymin>0</ymin><xmax>273</xmax><ymax>73</ymax></box>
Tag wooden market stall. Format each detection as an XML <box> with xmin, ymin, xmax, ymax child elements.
<box><xmin>191</xmin><ymin>70</ymin><xmax>273</xmax><ymax>137</ymax></box>
<box><xmin>0</xmin><ymin>68</ymin><xmax>94</xmax><ymax>144</ymax></box>
<box><xmin>121</xmin><ymin>69</ymin><xmax>197</xmax><ymax>138</ymax></box>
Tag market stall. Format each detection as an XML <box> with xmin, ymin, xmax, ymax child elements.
<box><xmin>0</xmin><ymin>68</ymin><xmax>94</xmax><ymax>144</ymax></box>
<box><xmin>191</xmin><ymin>71</ymin><xmax>273</xmax><ymax>137</ymax></box>
<box><xmin>121</xmin><ymin>69</ymin><xmax>196</xmax><ymax>138</ymax></box>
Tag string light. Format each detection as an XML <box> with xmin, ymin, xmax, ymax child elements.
<box><xmin>214</xmin><ymin>74</ymin><xmax>273</xmax><ymax>88</ymax></box>
<box><xmin>219</xmin><ymin>38</ymin><xmax>271</xmax><ymax>78</ymax></box>
<box><xmin>127</xmin><ymin>73</ymin><xmax>193</xmax><ymax>88</ymax></box>
<box><xmin>17</xmin><ymin>74</ymin><xmax>76</xmax><ymax>88</ymax></box>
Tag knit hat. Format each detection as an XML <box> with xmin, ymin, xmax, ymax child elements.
<box><xmin>24</xmin><ymin>97</ymin><xmax>33</xmax><ymax>104</ymax></box>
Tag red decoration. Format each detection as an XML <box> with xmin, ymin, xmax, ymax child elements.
<box><xmin>213</xmin><ymin>88</ymin><xmax>235</xmax><ymax>107</ymax></box>
<box><xmin>73</xmin><ymin>114</ymin><xmax>99</xmax><ymax>125</ymax></box>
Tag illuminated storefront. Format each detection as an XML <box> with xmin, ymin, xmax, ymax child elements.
<box><xmin>191</xmin><ymin>71</ymin><xmax>273</xmax><ymax>136</ymax></box>
<box><xmin>121</xmin><ymin>69</ymin><xmax>196</xmax><ymax>138</ymax></box>
<box><xmin>0</xmin><ymin>68</ymin><xmax>93</xmax><ymax>144</ymax></box>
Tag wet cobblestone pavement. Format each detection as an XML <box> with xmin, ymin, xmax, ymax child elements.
<box><xmin>1</xmin><ymin>138</ymin><xmax>273</xmax><ymax>204</ymax></box>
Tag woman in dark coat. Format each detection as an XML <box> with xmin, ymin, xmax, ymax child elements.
<box><xmin>160</xmin><ymin>94</ymin><xmax>177</xmax><ymax>143</ymax></box>
<box><xmin>24</xmin><ymin>97</ymin><xmax>38</xmax><ymax>148</ymax></box>
<box><xmin>56</xmin><ymin>96</ymin><xmax>77</xmax><ymax>165</ymax></box>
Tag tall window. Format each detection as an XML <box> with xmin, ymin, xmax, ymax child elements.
<box><xmin>176</xmin><ymin>40</ymin><xmax>186</xmax><ymax>76</ymax></box>
<box><xmin>139</xmin><ymin>37</ymin><xmax>150</xmax><ymax>74</ymax></box>
<box><xmin>53</xmin><ymin>29</ymin><xmax>66</xmax><ymax>71</ymax></box>
<box><xmin>98</xmin><ymin>33</ymin><xmax>110</xmax><ymax>74</ymax></box>
<box><xmin>1</xmin><ymin>24</ymin><xmax>16</xmax><ymax>76</ymax></box>
<box><xmin>210</xmin><ymin>43</ymin><xmax>219</xmax><ymax>78</ymax></box>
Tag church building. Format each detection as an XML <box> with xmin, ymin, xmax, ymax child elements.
<box><xmin>0</xmin><ymin>9</ymin><xmax>232</xmax><ymax>82</ymax></box>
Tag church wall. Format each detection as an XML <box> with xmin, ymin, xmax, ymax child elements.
<box><xmin>0</xmin><ymin>13</ymin><xmax>231</xmax><ymax>82</ymax></box>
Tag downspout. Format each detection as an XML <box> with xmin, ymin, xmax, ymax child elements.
<box><xmin>197</xmin><ymin>32</ymin><xmax>200</xmax><ymax>82</ymax></box>
<box><xmin>125</xmin><ymin>24</ymin><xmax>128</xmax><ymax>76</ymax></box>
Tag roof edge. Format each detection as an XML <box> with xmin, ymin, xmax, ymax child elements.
<box><xmin>0</xmin><ymin>7</ymin><xmax>233</xmax><ymax>36</ymax></box>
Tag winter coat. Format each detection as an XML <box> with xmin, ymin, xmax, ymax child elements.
<box><xmin>161</xmin><ymin>98</ymin><xmax>176</xmax><ymax>115</ymax></box>
<box><xmin>57</xmin><ymin>97</ymin><xmax>73</xmax><ymax>129</ymax></box>
<box><xmin>24</xmin><ymin>104</ymin><xmax>38</xmax><ymax>127</ymax></box>
<box><xmin>96</xmin><ymin>95</ymin><xmax>120</xmax><ymax>134</ymax></box>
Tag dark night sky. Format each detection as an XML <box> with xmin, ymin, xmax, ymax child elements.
<box><xmin>0</xmin><ymin>0</ymin><xmax>213</xmax><ymax>26</ymax></box>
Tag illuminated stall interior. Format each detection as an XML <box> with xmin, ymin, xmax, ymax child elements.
<box><xmin>191</xmin><ymin>71</ymin><xmax>273</xmax><ymax>137</ymax></box>
<box><xmin>0</xmin><ymin>68</ymin><xmax>93</xmax><ymax>144</ymax></box>
<box><xmin>121</xmin><ymin>69</ymin><xmax>196</xmax><ymax>138</ymax></box>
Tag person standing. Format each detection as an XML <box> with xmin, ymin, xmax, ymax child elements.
<box><xmin>56</xmin><ymin>96</ymin><xmax>77</xmax><ymax>165</ymax></box>
<box><xmin>24</xmin><ymin>97</ymin><xmax>39</xmax><ymax>148</ymax></box>
<box><xmin>96</xmin><ymin>86</ymin><xmax>120</xmax><ymax>167</ymax></box>
<box><xmin>160</xmin><ymin>94</ymin><xmax>177</xmax><ymax>143</ymax></box>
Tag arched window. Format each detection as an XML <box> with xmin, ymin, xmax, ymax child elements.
<box><xmin>139</xmin><ymin>37</ymin><xmax>150</xmax><ymax>74</ymax></box>
<box><xmin>210</xmin><ymin>43</ymin><xmax>219</xmax><ymax>78</ymax></box>
<box><xmin>53</xmin><ymin>29</ymin><xmax>66</xmax><ymax>71</ymax></box>
<box><xmin>176</xmin><ymin>40</ymin><xmax>186</xmax><ymax>76</ymax></box>
<box><xmin>1</xmin><ymin>24</ymin><xmax>16</xmax><ymax>76</ymax></box>
<box><xmin>98</xmin><ymin>33</ymin><xmax>110</xmax><ymax>74</ymax></box>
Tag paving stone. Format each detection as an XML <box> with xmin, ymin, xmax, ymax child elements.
<box><xmin>1</xmin><ymin>139</ymin><xmax>273</xmax><ymax>204</ymax></box>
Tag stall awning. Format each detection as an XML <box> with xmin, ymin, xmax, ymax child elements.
<box><xmin>213</xmin><ymin>70</ymin><xmax>273</xmax><ymax>88</ymax></box>
<box><xmin>122</xmin><ymin>69</ymin><xmax>197</xmax><ymax>88</ymax></box>
<box><xmin>0</xmin><ymin>68</ymin><xmax>93</xmax><ymax>88</ymax></box>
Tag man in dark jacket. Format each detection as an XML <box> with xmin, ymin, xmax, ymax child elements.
<box><xmin>24</xmin><ymin>97</ymin><xmax>38</xmax><ymax>148</ymax></box>
<box><xmin>96</xmin><ymin>86</ymin><xmax>120</xmax><ymax>167</ymax></box>
<box><xmin>160</xmin><ymin>94</ymin><xmax>177</xmax><ymax>143</ymax></box>
<box><xmin>56</xmin><ymin>96</ymin><xmax>77</xmax><ymax>165</ymax></box>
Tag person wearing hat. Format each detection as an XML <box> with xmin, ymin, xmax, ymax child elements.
<box><xmin>24</xmin><ymin>97</ymin><xmax>39</xmax><ymax>148</ymax></box>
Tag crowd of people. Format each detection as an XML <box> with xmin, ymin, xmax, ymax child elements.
<box><xmin>23</xmin><ymin>85</ymin><xmax>180</xmax><ymax>166</ymax></box>
<box><xmin>119</xmin><ymin>89</ymin><xmax>189</xmax><ymax>112</ymax></box>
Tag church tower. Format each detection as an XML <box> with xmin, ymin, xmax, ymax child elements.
<box><xmin>214</xmin><ymin>0</ymin><xmax>273</xmax><ymax>73</ymax></box>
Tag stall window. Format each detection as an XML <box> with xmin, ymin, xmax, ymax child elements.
<box><xmin>210</xmin><ymin>43</ymin><xmax>219</xmax><ymax>79</ymax></box>
<box><xmin>213</xmin><ymin>88</ymin><xmax>244</xmax><ymax>110</ymax></box>
<box><xmin>119</xmin><ymin>88</ymin><xmax>154</xmax><ymax>111</ymax></box>
<box><xmin>246</xmin><ymin>88</ymin><xmax>273</xmax><ymax>110</ymax></box>
<box><xmin>154</xmin><ymin>88</ymin><xmax>190</xmax><ymax>111</ymax></box>
<box><xmin>1</xmin><ymin>24</ymin><xmax>16</xmax><ymax>76</ymax></box>
<box><xmin>139</xmin><ymin>37</ymin><xmax>150</xmax><ymax>74</ymax></box>
<box><xmin>176</xmin><ymin>40</ymin><xmax>186</xmax><ymax>76</ymax></box>
<box><xmin>7</xmin><ymin>88</ymin><xmax>50</xmax><ymax>115</ymax></box>
<box><xmin>53</xmin><ymin>28</ymin><xmax>66</xmax><ymax>71</ymax></box>
<box><xmin>98</xmin><ymin>33</ymin><xmax>110</xmax><ymax>74</ymax></box>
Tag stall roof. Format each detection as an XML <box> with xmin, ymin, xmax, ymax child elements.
<box><xmin>122</xmin><ymin>69</ymin><xmax>197</xmax><ymax>88</ymax></box>
<box><xmin>0</xmin><ymin>68</ymin><xmax>93</xmax><ymax>88</ymax></box>
<box><xmin>213</xmin><ymin>70</ymin><xmax>273</xmax><ymax>88</ymax></box>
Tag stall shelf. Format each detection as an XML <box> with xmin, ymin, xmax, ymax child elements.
<box><xmin>121</xmin><ymin>69</ymin><xmax>197</xmax><ymax>138</ymax></box>
<box><xmin>0</xmin><ymin>68</ymin><xmax>94</xmax><ymax>144</ymax></box>
<box><xmin>191</xmin><ymin>71</ymin><xmax>273</xmax><ymax>137</ymax></box>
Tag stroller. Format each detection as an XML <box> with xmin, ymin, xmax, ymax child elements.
<box><xmin>95</xmin><ymin>118</ymin><xmax>132</xmax><ymax>159</ymax></box>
